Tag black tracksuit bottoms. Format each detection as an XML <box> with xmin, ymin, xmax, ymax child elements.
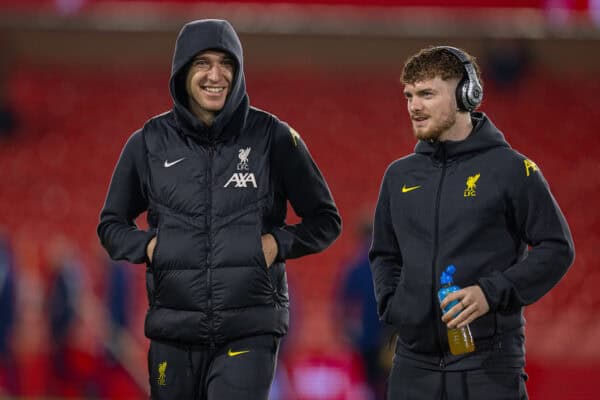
<box><xmin>388</xmin><ymin>357</ymin><xmax>528</xmax><ymax>400</ymax></box>
<box><xmin>148</xmin><ymin>334</ymin><xmax>279</xmax><ymax>400</ymax></box>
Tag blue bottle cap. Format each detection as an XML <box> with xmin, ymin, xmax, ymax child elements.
<box><xmin>440</xmin><ymin>265</ymin><xmax>456</xmax><ymax>285</ymax></box>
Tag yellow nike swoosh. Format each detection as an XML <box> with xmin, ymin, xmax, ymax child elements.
<box><xmin>227</xmin><ymin>349</ymin><xmax>250</xmax><ymax>357</ymax></box>
<box><xmin>402</xmin><ymin>185</ymin><xmax>421</xmax><ymax>193</ymax></box>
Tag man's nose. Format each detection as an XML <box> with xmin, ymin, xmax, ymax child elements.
<box><xmin>207</xmin><ymin>64</ymin><xmax>221</xmax><ymax>81</ymax></box>
<box><xmin>409</xmin><ymin>97</ymin><xmax>422</xmax><ymax>112</ymax></box>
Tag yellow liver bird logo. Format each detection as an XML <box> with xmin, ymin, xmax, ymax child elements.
<box><xmin>464</xmin><ymin>173</ymin><xmax>480</xmax><ymax>197</ymax></box>
<box><xmin>467</xmin><ymin>174</ymin><xmax>480</xmax><ymax>190</ymax></box>
<box><xmin>158</xmin><ymin>361</ymin><xmax>167</xmax><ymax>386</ymax></box>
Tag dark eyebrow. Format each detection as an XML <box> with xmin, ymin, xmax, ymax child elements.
<box><xmin>415</xmin><ymin>88</ymin><xmax>435</xmax><ymax>96</ymax></box>
<box><xmin>404</xmin><ymin>87</ymin><xmax>436</xmax><ymax>98</ymax></box>
<box><xmin>191</xmin><ymin>54</ymin><xmax>234</xmax><ymax>63</ymax></box>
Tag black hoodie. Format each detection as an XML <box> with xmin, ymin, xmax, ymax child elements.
<box><xmin>170</xmin><ymin>19</ymin><xmax>248</xmax><ymax>142</ymax></box>
<box><xmin>369</xmin><ymin>113</ymin><xmax>574</xmax><ymax>369</ymax></box>
<box><xmin>98</xmin><ymin>19</ymin><xmax>341</xmax><ymax>345</ymax></box>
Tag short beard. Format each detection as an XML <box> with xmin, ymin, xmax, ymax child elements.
<box><xmin>414</xmin><ymin>112</ymin><xmax>456</xmax><ymax>141</ymax></box>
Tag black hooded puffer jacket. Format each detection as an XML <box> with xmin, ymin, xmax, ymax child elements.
<box><xmin>98</xmin><ymin>19</ymin><xmax>341</xmax><ymax>345</ymax></box>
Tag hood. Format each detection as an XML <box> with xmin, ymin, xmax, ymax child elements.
<box><xmin>414</xmin><ymin>112</ymin><xmax>510</xmax><ymax>161</ymax></box>
<box><xmin>169</xmin><ymin>19</ymin><xmax>248</xmax><ymax>141</ymax></box>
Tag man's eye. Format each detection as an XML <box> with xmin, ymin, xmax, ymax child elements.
<box><xmin>194</xmin><ymin>60</ymin><xmax>209</xmax><ymax>67</ymax></box>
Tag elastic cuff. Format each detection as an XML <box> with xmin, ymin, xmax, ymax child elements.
<box><xmin>270</xmin><ymin>228</ymin><xmax>293</xmax><ymax>261</ymax></box>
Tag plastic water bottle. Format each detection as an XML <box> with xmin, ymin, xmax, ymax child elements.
<box><xmin>437</xmin><ymin>265</ymin><xmax>475</xmax><ymax>355</ymax></box>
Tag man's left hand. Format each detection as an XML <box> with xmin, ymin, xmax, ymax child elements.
<box><xmin>440</xmin><ymin>285</ymin><xmax>490</xmax><ymax>329</ymax></box>
<box><xmin>261</xmin><ymin>234</ymin><xmax>278</xmax><ymax>268</ymax></box>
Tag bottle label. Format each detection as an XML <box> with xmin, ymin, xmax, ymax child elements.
<box><xmin>438</xmin><ymin>285</ymin><xmax>461</xmax><ymax>315</ymax></box>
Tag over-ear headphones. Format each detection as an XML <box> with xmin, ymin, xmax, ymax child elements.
<box><xmin>436</xmin><ymin>46</ymin><xmax>483</xmax><ymax>112</ymax></box>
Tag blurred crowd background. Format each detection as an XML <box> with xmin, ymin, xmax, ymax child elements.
<box><xmin>0</xmin><ymin>0</ymin><xmax>599</xmax><ymax>399</ymax></box>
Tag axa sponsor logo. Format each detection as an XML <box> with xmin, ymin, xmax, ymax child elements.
<box><xmin>224</xmin><ymin>173</ymin><xmax>257</xmax><ymax>188</ymax></box>
<box><xmin>225</xmin><ymin>147</ymin><xmax>257</xmax><ymax>188</ymax></box>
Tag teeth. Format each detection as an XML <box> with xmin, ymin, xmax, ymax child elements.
<box><xmin>204</xmin><ymin>87</ymin><xmax>224</xmax><ymax>93</ymax></box>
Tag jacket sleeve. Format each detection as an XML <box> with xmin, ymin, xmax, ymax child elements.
<box><xmin>478</xmin><ymin>157</ymin><xmax>575</xmax><ymax>311</ymax></box>
<box><xmin>269</xmin><ymin>124</ymin><xmax>341</xmax><ymax>260</ymax></box>
<box><xmin>368</xmin><ymin>168</ymin><xmax>403</xmax><ymax>321</ymax></box>
<box><xmin>97</xmin><ymin>130</ymin><xmax>155</xmax><ymax>264</ymax></box>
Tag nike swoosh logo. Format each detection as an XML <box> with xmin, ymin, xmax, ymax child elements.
<box><xmin>402</xmin><ymin>185</ymin><xmax>421</xmax><ymax>193</ymax></box>
<box><xmin>227</xmin><ymin>349</ymin><xmax>250</xmax><ymax>357</ymax></box>
<box><xmin>164</xmin><ymin>158</ymin><xmax>185</xmax><ymax>168</ymax></box>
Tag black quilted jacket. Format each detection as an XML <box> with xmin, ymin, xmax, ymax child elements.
<box><xmin>98</xmin><ymin>20</ymin><xmax>341</xmax><ymax>345</ymax></box>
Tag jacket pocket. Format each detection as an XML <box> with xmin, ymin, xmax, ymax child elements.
<box><xmin>150</xmin><ymin>227</ymin><xmax>160</xmax><ymax>268</ymax></box>
<box><xmin>470</xmin><ymin>311</ymin><xmax>497</xmax><ymax>339</ymax></box>
<box><xmin>255</xmin><ymin>233</ymin><xmax>268</xmax><ymax>269</ymax></box>
<box><xmin>386</xmin><ymin>285</ymin><xmax>405</xmax><ymax>325</ymax></box>
<box><xmin>386</xmin><ymin>280</ymin><xmax>432</xmax><ymax>349</ymax></box>
<box><xmin>254</xmin><ymin>232</ymin><xmax>275</xmax><ymax>292</ymax></box>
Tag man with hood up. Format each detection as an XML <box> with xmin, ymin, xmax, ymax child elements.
<box><xmin>98</xmin><ymin>19</ymin><xmax>341</xmax><ymax>399</ymax></box>
<box><xmin>369</xmin><ymin>46</ymin><xmax>574</xmax><ymax>399</ymax></box>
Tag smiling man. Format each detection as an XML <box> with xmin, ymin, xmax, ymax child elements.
<box><xmin>369</xmin><ymin>46</ymin><xmax>574</xmax><ymax>399</ymax></box>
<box><xmin>98</xmin><ymin>19</ymin><xmax>341</xmax><ymax>400</ymax></box>
<box><xmin>185</xmin><ymin>50</ymin><xmax>234</xmax><ymax>124</ymax></box>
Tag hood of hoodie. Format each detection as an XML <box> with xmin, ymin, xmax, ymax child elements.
<box><xmin>414</xmin><ymin>112</ymin><xmax>510</xmax><ymax>161</ymax></box>
<box><xmin>169</xmin><ymin>19</ymin><xmax>249</xmax><ymax>142</ymax></box>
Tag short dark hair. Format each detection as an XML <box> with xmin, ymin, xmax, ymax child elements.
<box><xmin>401</xmin><ymin>46</ymin><xmax>482</xmax><ymax>87</ymax></box>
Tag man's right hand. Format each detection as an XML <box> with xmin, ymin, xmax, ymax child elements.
<box><xmin>441</xmin><ymin>284</ymin><xmax>490</xmax><ymax>329</ymax></box>
<box><xmin>146</xmin><ymin>237</ymin><xmax>157</xmax><ymax>263</ymax></box>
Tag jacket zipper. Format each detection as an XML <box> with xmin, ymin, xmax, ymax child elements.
<box><xmin>432</xmin><ymin>143</ymin><xmax>447</xmax><ymax>368</ymax></box>
<box><xmin>206</xmin><ymin>139</ymin><xmax>215</xmax><ymax>350</ymax></box>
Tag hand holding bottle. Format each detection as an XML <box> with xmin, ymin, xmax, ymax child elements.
<box><xmin>440</xmin><ymin>284</ymin><xmax>490</xmax><ymax>329</ymax></box>
<box><xmin>438</xmin><ymin>265</ymin><xmax>479</xmax><ymax>355</ymax></box>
